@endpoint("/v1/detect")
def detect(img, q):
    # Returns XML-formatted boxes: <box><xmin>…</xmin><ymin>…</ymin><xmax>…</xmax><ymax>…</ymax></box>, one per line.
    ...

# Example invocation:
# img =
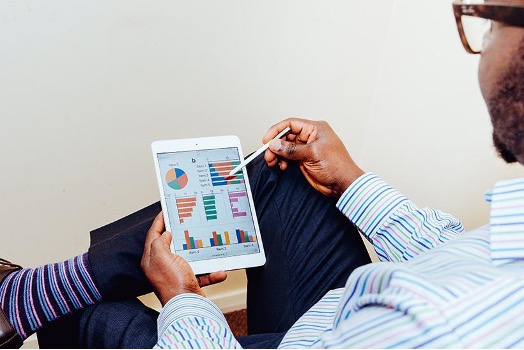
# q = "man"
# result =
<box><xmin>26</xmin><ymin>0</ymin><xmax>524</xmax><ymax>348</ymax></box>
<box><xmin>138</xmin><ymin>0</ymin><xmax>524</xmax><ymax>348</ymax></box>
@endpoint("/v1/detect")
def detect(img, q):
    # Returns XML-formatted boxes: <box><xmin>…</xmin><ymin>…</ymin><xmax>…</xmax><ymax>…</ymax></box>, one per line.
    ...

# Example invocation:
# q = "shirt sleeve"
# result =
<box><xmin>336</xmin><ymin>173</ymin><xmax>464</xmax><ymax>262</ymax></box>
<box><xmin>154</xmin><ymin>294</ymin><xmax>242</xmax><ymax>349</ymax></box>
<box><xmin>311</xmin><ymin>302</ymin><xmax>464</xmax><ymax>349</ymax></box>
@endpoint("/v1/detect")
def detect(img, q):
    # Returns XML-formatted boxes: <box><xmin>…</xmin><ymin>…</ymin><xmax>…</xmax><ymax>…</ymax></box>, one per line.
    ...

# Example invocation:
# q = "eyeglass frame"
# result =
<box><xmin>452</xmin><ymin>1</ymin><xmax>524</xmax><ymax>54</ymax></box>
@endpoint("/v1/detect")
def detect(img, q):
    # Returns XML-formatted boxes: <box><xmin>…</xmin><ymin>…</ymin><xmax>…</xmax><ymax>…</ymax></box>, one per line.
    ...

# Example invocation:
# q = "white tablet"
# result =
<box><xmin>151</xmin><ymin>136</ymin><xmax>266</xmax><ymax>275</ymax></box>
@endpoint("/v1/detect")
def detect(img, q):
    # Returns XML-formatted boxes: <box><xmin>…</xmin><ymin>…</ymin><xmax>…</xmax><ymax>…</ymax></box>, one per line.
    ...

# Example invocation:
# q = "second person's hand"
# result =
<box><xmin>263</xmin><ymin>118</ymin><xmax>365</xmax><ymax>198</ymax></box>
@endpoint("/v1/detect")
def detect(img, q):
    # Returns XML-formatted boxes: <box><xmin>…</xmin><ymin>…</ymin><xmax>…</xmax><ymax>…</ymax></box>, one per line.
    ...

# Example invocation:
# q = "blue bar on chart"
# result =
<box><xmin>208</xmin><ymin>160</ymin><xmax>244</xmax><ymax>186</ymax></box>
<box><xmin>209</xmin><ymin>231</ymin><xmax>232</xmax><ymax>247</ymax></box>
<box><xmin>236</xmin><ymin>229</ymin><xmax>257</xmax><ymax>243</ymax></box>
<box><xmin>182</xmin><ymin>229</ymin><xmax>253</xmax><ymax>250</ymax></box>
<box><xmin>228</xmin><ymin>191</ymin><xmax>248</xmax><ymax>218</ymax></box>
<box><xmin>182</xmin><ymin>230</ymin><xmax>204</xmax><ymax>250</ymax></box>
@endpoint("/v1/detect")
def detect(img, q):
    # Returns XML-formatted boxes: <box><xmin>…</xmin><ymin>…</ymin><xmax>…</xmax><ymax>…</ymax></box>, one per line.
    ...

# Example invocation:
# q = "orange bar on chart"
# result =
<box><xmin>184</xmin><ymin>230</ymin><xmax>191</xmax><ymax>249</ymax></box>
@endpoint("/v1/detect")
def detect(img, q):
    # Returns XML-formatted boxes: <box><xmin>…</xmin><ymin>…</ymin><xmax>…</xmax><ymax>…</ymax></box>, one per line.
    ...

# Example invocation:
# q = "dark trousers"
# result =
<box><xmin>37</xmin><ymin>155</ymin><xmax>371</xmax><ymax>348</ymax></box>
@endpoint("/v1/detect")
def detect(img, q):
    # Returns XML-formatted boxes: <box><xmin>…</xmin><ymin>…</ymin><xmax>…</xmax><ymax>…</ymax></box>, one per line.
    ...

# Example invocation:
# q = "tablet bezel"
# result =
<box><xmin>151</xmin><ymin>135</ymin><xmax>266</xmax><ymax>275</ymax></box>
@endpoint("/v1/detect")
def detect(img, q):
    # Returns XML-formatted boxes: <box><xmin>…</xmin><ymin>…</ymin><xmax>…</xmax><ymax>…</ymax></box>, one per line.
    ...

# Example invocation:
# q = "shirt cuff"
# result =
<box><xmin>336</xmin><ymin>173</ymin><xmax>408</xmax><ymax>240</ymax></box>
<box><xmin>157</xmin><ymin>293</ymin><xmax>227</xmax><ymax>339</ymax></box>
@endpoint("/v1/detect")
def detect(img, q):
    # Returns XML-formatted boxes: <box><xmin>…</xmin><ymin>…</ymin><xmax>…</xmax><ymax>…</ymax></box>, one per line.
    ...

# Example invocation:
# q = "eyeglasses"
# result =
<box><xmin>452</xmin><ymin>0</ymin><xmax>524</xmax><ymax>54</ymax></box>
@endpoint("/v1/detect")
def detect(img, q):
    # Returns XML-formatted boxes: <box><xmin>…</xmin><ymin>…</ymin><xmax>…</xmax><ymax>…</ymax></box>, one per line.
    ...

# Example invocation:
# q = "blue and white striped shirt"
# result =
<box><xmin>155</xmin><ymin>173</ymin><xmax>524</xmax><ymax>348</ymax></box>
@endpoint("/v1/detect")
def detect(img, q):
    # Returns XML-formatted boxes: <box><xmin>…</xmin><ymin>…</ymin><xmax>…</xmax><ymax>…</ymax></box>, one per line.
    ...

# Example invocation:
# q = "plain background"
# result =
<box><xmin>2</xmin><ymin>0</ymin><xmax>524</xmax><ymax>308</ymax></box>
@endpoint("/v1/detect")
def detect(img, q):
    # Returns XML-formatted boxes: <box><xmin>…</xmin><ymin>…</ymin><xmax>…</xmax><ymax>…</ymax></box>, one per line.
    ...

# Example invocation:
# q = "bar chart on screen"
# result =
<box><xmin>157</xmin><ymin>147</ymin><xmax>261</xmax><ymax>262</ymax></box>
<box><xmin>208</xmin><ymin>160</ymin><xmax>244</xmax><ymax>186</ymax></box>
<box><xmin>202</xmin><ymin>193</ymin><xmax>218</xmax><ymax>221</ymax></box>
<box><xmin>228</xmin><ymin>190</ymin><xmax>249</xmax><ymax>218</ymax></box>
<box><xmin>176</xmin><ymin>195</ymin><xmax>197</xmax><ymax>224</ymax></box>
<box><xmin>182</xmin><ymin>229</ymin><xmax>257</xmax><ymax>250</ymax></box>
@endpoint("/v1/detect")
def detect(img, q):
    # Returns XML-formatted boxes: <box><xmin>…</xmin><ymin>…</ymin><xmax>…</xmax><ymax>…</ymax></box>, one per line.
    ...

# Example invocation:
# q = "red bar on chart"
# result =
<box><xmin>208</xmin><ymin>160</ymin><xmax>244</xmax><ymax>186</ymax></box>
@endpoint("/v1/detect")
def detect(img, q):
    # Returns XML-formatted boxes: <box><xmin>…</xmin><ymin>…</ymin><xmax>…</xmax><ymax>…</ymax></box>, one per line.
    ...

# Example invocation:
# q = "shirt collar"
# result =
<box><xmin>488</xmin><ymin>177</ymin><xmax>524</xmax><ymax>266</ymax></box>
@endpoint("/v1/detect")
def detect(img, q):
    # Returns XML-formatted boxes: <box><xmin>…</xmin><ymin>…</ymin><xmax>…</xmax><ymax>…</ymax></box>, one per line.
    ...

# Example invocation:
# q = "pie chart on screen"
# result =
<box><xmin>165</xmin><ymin>168</ymin><xmax>188</xmax><ymax>190</ymax></box>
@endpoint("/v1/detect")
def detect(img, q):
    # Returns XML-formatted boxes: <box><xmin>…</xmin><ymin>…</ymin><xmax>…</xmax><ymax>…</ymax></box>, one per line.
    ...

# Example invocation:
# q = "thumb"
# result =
<box><xmin>159</xmin><ymin>231</ymin><xmax>173</xmax><ymax>249</ymax></box>
<box><xmin>269</xmin><ymin>139</ymin><xmax>308</xmax><ymax>161</ymax></box>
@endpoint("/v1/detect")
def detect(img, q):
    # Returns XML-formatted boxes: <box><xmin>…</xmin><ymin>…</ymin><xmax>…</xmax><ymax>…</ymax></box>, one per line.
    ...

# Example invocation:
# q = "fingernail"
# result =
<box><xmin>269</xmin><ymin>139</ymin><xmax>282</xmax><ymax>151</ymax></box>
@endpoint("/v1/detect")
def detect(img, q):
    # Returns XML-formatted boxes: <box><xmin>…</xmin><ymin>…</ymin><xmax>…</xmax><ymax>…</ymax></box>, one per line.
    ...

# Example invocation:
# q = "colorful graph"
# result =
<box><xmin>203</xmin><ymin>194</ymin><xmax>218</xmax><ymax>221</ymax></box>
<box><xmin>228</xmin><ymin>191</ymin><xmax>248</xmax><ymax>218</ymax></box>
<box><xmin>166</xmin><ymin>168</ymin><xmax>188</xmax><ymax>190</ymax></box>
<box><xmin>176</xmin><ymin>196</ymin><xmax>197</xmax><ymax>224</ymax></box>
<box><xmin>181</xmin><ymin>229</ymin><xmax>256</xmax><ymax>250</ymax></box>
<box><xmin>235</xmin><ymin>229</ymin><xmax>257</xmax><ymax>243</ymax></box>
<box><xmin>210</xmin><ymin>231</ymin><xmax>231</xmax><ymax>247</ymax></box>
<box><xmin>208</xmin><ymin>160</ymin><xmax>244</xmax><ymax>186</ymax></box>
<box><xmin>183</xmin><ymin>230</ymin><xmax>204</xmax><ymax>250</ymax></box>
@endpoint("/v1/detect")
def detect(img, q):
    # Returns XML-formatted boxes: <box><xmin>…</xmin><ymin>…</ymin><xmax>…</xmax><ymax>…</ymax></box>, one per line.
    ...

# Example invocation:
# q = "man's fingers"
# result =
<box><xmin>150</xmin><ymin>231</ymin><xmax>173</xmax><ymax>258</ymax></box>
<box><xmin>159</xmin><ymin>231</ymin><xmax>173</xmax><ymax>249</ymax></box>
<box><xmin>262</xmin><ymin>120</ymin><xmax>292</xmax><ymax>144</ymax></box>
<box><xmin>143</xmin><ymin>212</ymin><xmax>165</xmax><ymax>258</ymax></box>
<box><xmin>197</xmin><ymin>271</ymin><xmax>227</xmax><ymax>287</ymax></box>
<box><xmin>263</xmin><ymin>117</ymin><xmax>315</xmax><ymax>144</ymax></box>
<box><xmin>151</xmin><ymin>211</ymin><xmax>166</xmax><ymax>234</ymax></box>
<box><xmin>269</xmin><ymin>139</ymin><xmax>308</xmax><ymax>161</ymax></box>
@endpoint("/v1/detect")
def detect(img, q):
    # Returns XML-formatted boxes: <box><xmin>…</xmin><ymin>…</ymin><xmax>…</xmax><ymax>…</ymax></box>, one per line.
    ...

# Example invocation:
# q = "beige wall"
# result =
<box><xmin>2</xmin><ymin>0</ymin><xmax>524</xmax><ymax>307</ymax></box>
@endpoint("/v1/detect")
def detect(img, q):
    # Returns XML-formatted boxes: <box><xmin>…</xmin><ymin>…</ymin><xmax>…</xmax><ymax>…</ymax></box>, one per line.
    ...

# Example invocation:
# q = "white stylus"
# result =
<box><xmin>228</xmin><ymin>126</ymin><xmax>291</xmax><ymax>176</ymax></box>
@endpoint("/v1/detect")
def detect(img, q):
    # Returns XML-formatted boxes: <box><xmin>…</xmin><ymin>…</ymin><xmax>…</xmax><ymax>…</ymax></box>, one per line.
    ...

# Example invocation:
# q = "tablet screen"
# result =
<box><xmin>157</xmin><ymin>147</ymin><xmax>260</xmax><ymax>262</ymax></box>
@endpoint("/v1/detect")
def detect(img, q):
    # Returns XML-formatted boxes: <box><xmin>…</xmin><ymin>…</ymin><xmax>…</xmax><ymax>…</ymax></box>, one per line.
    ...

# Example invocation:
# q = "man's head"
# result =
<box><xmin>453</xmin><ymin>0</ymin><xmax>524</xmax><ymax>163</ymax></box>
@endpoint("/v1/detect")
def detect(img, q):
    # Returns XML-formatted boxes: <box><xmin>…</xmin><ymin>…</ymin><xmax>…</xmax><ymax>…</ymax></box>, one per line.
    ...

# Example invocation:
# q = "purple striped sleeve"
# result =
<box><xmin>0</xmin><ymin>253</ymin><xmax>101</xmax><ymax>339</ymax></box>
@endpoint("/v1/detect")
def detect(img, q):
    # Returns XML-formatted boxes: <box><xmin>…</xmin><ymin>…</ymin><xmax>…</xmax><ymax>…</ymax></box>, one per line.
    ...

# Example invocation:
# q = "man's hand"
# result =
<box><xmin>263</xmin><ymin>118</ymin><xmax>364</xmax><ymax>198</ymax></box>
<box><xmin>141</xmin><ymin>212</ymin><xmax>227</xmax><ymax>305</ymax></box>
